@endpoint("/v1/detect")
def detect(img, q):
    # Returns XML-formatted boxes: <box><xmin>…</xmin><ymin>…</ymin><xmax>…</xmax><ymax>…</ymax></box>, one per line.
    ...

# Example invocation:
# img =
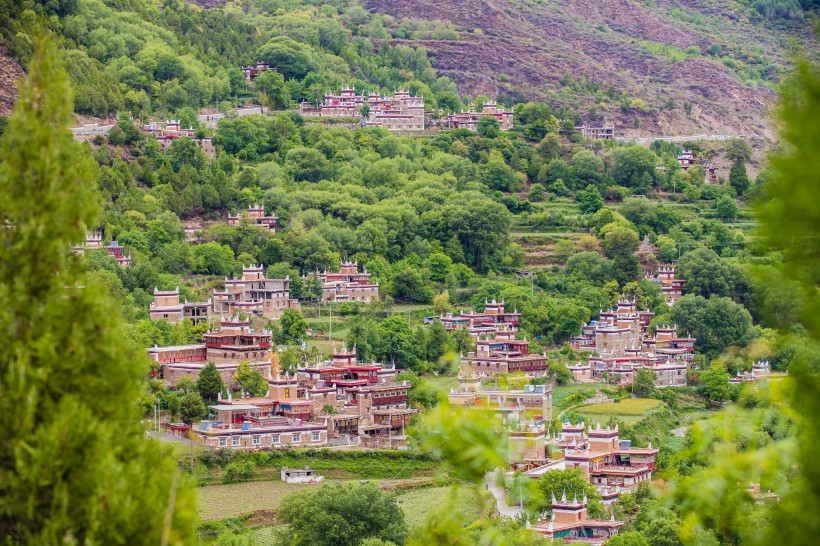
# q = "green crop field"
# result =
<box><xmin>575</xmin><ymin>398</ymin><xmax>663</xmax><ymax>425</ymax></box>
<box><xmin>396</xmin><ymin>485</ymin><xmax>493</xmax><ymax>528</ymax></box>
<box><xmin>198</xmin><ymin>480</ymin><xmax>319</xmax><ymax>521</ymax></box>
<box><xmin>199</xmin><ymin>478</ymin><xmax>437</xmax><ymax>521</ymax></box>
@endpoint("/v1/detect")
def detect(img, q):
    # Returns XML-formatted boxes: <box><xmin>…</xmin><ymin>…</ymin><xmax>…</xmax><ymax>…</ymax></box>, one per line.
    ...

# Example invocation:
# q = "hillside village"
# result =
<box><xmin>0</xmin><ymin>0</ymin><xmax>817</xmax><ymax>545</ymax></box>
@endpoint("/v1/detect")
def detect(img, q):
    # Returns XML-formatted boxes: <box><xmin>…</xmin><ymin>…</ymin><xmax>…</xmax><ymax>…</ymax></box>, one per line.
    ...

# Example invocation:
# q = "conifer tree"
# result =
<box><xmin>196</xmin><ymin>361</ymin><xmax>224</xmax><ymax>402</ymax></box>
<box><xmin>0</xmin><ymin>37</ymin><xmax>196</xmax><ymax>544</ymax></box>
<box><xmin>729</xmin><ymin>159</ymin><xmax>750</xmax><ymax>195</ymax></box>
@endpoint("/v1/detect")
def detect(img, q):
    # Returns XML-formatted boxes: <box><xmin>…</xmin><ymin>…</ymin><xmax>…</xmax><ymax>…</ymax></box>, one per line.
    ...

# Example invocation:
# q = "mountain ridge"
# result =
<box><xmin>364</xmin><ymin>0</ymin><xmax>814</xmax><ymax>138</ymax></box>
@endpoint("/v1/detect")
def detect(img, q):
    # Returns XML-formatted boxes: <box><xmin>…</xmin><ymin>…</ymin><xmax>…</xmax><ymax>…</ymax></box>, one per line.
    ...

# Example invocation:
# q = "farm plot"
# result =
<box><xmin>198</xmin><ymin>480</ymin><xmax>319</xmax><ymax>521</ymax></box>
<box><xmin>574</xmin><ymin>398</ymin><xmax>662</xmax><ymax>426</ymax></box>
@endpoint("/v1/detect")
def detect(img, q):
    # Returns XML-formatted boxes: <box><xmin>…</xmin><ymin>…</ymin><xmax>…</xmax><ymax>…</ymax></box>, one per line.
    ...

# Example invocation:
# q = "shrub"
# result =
<box><xmin>223</xmin><ymin>460</ymin><xmax>256</xmax><ymax>483</ymax></box>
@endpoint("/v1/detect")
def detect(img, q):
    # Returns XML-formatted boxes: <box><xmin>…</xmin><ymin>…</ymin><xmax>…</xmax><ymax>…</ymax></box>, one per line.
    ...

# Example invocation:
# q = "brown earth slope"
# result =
<box><xmin>365</xmin><ymin>0</ymin><xmax>813</xmax><ymax>138</ymax></box>
<box><xmin>0</xmin><ymin>46</ymin><xmax>25</xmax><ymax>117</ymax></box>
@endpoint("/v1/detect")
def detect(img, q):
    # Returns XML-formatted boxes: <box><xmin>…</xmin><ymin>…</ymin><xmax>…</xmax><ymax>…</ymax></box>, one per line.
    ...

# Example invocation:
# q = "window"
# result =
<box><xmin>292</xmin><ymin>433</ymin><xmax>300</xmax><ymax>442</ymax></box>
<box><xmin>219</xmin><ymin>437</ymin><xmax>226</xmax><ymax>447</ymax></box>
<box><xmin>272</xmin><ymin>435</ymin><xmax>280</xmax><ymax>444</ymax></box>
<box><xmin>253</xmin><ymin>435</ymin><xmax>261</xmax><ymax>446</ymax></box>
<box><xmin>232</xmin><ymin>436</ymin><xmax>239</xmax><ymax>446</ymax></box>
<box><xmin>312</xmin><ymin>432</ymin><xmax>320</xmax><ymax>442</ymax></box>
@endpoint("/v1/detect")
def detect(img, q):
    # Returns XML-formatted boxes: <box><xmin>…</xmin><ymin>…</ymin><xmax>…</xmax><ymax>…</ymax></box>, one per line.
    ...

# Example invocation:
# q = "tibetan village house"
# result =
<box><xmin>241</xmin><ymin>62</ymin><xmax>271</xmax><ymax>82</ymax></box>
<box><xmin>645</xmin><ymin>264</ymin><xmax>685</xmax><ymax>306</ymax></box>
<box><xmin>149</xmin><ymin>287</ymin><xmax>211</xmax><ymax>325</ymax></box>
<box><xmin>575</xmin><ymin>124</ymin><xmax>615</xmax><ymax>140</ymax></box>
<box><xmin>442</xmin><ymin>101</ymin><xmax>513</xmax><ymax>131</ymax></box>
<box><xmin>308</xmin><ymin>260</ymin><xmax>379</xmax><ymax>303</ymax></box>
<box><xmin>213</xmin><ymin>265</ymin><xmax>298</xmax><ymax>319</ymax></box>
<box><xmin>529</xmin><ymin>493</ymin><xmax>624</xmax><ymax>545</ymax></box>
<box><xmin>72</xmin><ymin>232</ymin><xmax>130</xmax><ymax>267</ymax></box>
<box><xmin>228</xmin><ymin>204</ymin><xmax>278</xmax><ymax>232</ymax></box>
<box><xmin>148</xmin><ymin>316</ymin><xmax>273</xmax><ymax>386</ymax></box>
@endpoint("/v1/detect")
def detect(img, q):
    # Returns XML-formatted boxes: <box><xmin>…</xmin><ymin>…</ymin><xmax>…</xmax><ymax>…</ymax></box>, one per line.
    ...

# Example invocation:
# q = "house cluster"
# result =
<box><xmin>449</xmin><ymin>367</ymin><xmax>637</xmax><ymax>543</ymax></box>
<box><xmin>299</xmin><ymin>86</ymin><xmax>426</xmax><ymax>131</ymax></box>
<box><xmin>306</xmin><ymin>260</ymin><xmax>380</xmax><ymax>303</ymax></box>
<box><xmin>72</xmin><ymin>232</ymin><xmax>130</xmax><ymax>267</ymax></box>
<box><xmin>166</xmin><ymin>345</ymin><xmax>415</xmax><ymax>449</ymax></box>
<box><xmin>428</xmin><ymin>300</ymin><xmax>551</xmax><ymax>376</ymax></box>
<box><xmin>441</xmin><ymin>101</ymin><xmax>514</xmax><ymax>131</ymax></box>
<box><xmin>518</xmin><ymin>418</ymin><xmax>657</xmax><ymax>543</ymax></box>
<box><xmin>677</xmin><ymin>148</ymin><xmax>718</xmax><ymax>183</ymax></box>
<box><xmin>228</xmin><ymin>204</ymin><xmax>278</xmax><ymax>232</ymax></box>
<box><xmin>570</xmin><ymin>298</ymin><xmax>696</xmax><ymax>388</ymax></box>
<box><xmin>149</xmin><ymin>264</ymin><xmax>298</xmax><ymax>324</ymax></box>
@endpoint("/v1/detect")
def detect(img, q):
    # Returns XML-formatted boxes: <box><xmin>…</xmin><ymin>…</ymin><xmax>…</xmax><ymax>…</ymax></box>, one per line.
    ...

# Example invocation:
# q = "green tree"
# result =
<box><xmin>253</xmin><ymin>70</ymin><xmax>289</xmax><ymax>109</ymax></box>
<box><xmin>700</xmin><ymin>362</ymin><xmax>731</xmax><ymax>404</ymax></box>
<box><xmin>729</xmin><ymin>160</ymin><xmax>750</xmax><ymax>195</ymax></box>
<box><xmin>194</xmin><ymin>242</ymin><xmax>235</xmax><ymax>275</ymax></box>
<box><xmin>677</xmin><ymin>247</ymin><xmax>740</xmax><ymax>298</ymax></box>
<box><xmin>715</xmin><ymin>194</ymin><xmax>738</xmax><ymax>220</ymax></box>
<box><xmin>0</xmin><ymin>38</ymin><xmax>196</xmax><ymax>543</ymax></box>
<box><xmin>671</xmin><ymin>295</ymin><xmax>753</xmax><ymax>357</ymax></box>
<box><xmin>167</xmin><ymin>394</ymin><xmax>181</xmax><ymax>421</ymax></box>
<box><xmin>476</xmin><ymin>115</ymin><xmax>500</xmax><ymax>138</ymax></box>
<box><xmin>633</xmin><ymin>368</ymin><xmax>656</xmax><ymax>397</ymax></box>
<box><xmin>375</xmin><ymin>315</ymin><xmax>419</xmax><ymax>370</ymax></box>
<box><xmin>233</xmin><ymin>361</ymin><xmax>269</xmax><ymax>397</ymax></box>
<box><xmin>612</xmin><ymin>146</ymin><xmax>658</xmax><ymax>191</ymax></box>
<box><xmin>197</xmin><ymin>362</ymin><xmax>225</xmax><ymax>402</ymax></box>
<box><xmin>577</xmin><ymin>184</ymin><xmax>605</xmax><ymax>214</ymax></box>
<box><xmin>389</xmin><ymin>268</ymin><xmax>434</xmax><ymax>303</ymax></box>
<box><xmin>724</xmin><ymin>138</ymin><xmax>752</xmax><ymax>162</ymax></box>
<box><xmin>279</xmin><ymin>308</ymin><xmax>308</xmax><ymax>344</ymax></box>
<box><xmin>548</xmin><ymin>359</ymin><xmax>573</xmax><ymax>385</ymax></box>
<box><xmin>276</xmin><ymin>482</ymin><xmax>408</xmax><ymax>546</ymax></box>
<box><xmin>482</xmin><ymin>150</ymin><xmax>520</xmax><ymax>191</ymax></box>
<box><xmin>607</xmin><ymin>532</ymin><xmax>649</xmax><ymax>546</ymax></box>
<box><xmin>285</xmin><ymin>146</ymin><xmax>333</xmax><ymax>183</ymax></box>
<box><xmin>257</xmin><ymin>36</ymin><xmax>315</xmax><ymax>80</ymax></box>
<box><xmin>179</xmin><ymin>391</ymin><xmax>206</xmax><ymax>471</ymax></box>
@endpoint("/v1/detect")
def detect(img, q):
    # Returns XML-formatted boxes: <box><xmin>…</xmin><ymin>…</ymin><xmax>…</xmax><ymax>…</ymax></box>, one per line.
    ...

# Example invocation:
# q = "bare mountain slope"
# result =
<box><xmin>365</xmin><ymin>0</ymin><xmax>813</xmax><ymax>138</ymax></box>
<box><xmin>0</xmin><ymin>46</ymin><xmax>24</xmax><ymax>117</ymax></box>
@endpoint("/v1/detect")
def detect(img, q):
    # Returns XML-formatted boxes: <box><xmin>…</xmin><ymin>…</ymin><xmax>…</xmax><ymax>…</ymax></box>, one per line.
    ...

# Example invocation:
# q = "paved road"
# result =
<box><xmin>485</xmin><ymin>469</ymin><xmax>523</xmax><ymax>518</ymax></box>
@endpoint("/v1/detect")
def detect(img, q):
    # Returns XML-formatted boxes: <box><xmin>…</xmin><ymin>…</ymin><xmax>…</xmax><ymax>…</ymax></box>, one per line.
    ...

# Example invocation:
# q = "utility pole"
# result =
<box><xmin>328</xmin><ymin>303</ymin><xmax>332</xmax><ymax>342</ymax></box>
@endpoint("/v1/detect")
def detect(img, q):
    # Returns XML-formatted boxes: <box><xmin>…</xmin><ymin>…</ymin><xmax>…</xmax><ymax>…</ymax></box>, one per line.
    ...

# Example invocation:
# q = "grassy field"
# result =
<box><xmin>396</xmin><ymin>485</ymin><xmax>493</xmax><ymax>528</ymax></box>
<box><xmin>575</xmin><ymin>398</ymin><xmax>663</xmax><ymax>425</ymax></box>
<box><xmin>553</xmin><ymin>383</ymin><xmax>607</xmax><ymax>407</ymax></box>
